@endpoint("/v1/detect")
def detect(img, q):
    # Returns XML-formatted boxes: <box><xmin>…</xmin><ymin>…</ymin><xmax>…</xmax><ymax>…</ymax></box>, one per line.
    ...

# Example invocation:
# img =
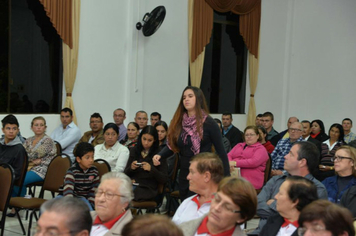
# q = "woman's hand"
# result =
<box><xmin>153</xmin><ymin>155</ymin><xmax>161</xmax><ymax>166</ymax></box>
<box><xmin>32</xmin><ymin>158</ymin><xmax>41</xmax><ymax>165</ymax></box>
<box><xmin>142</xmin><ymin>162</ymin><xmax>151</xmax><ymax>171</ymax></box>
<box><xmin>229</xmin><ymin>161</ymin><xmax>236</xmax><ymax>173</ymax></box>
<box><xmin>131</xmin><ymin>161</ymin><xmax>139</xmax><ymax>170</ymax></box>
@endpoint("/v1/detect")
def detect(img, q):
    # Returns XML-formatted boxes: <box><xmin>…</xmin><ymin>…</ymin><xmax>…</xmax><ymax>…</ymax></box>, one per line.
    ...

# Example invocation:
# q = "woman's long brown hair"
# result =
<box><xmin>167</xmin><ymin>86</ymin><xmax>209</xmax><ymax>153</ymax></box>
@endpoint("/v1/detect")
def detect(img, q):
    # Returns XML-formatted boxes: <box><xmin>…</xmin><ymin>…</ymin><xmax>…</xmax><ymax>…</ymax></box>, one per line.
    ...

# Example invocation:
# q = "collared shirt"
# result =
<box><xmin>172</xmin><ymin>194</ymin><xmax>212</xmax><ymax>225</ymax></box>
<box><xmin>344</xmin><ymin>132</ymin><xmax>356</xmax><ymax>143</ymax></box>
<box><xmin>118</xmin><ymin>124</ymin><xmax>127</xmax><ymax>142</ymax></box>
<box><xmin>276</xmin><ymin>219</ymin><xmax>298</xmax><ymax>236</ymax></box>
<box><xmin>223</xmin><ymin>125</ymin><xmax>233</xmax><ymax>136</ymax></box>
<box><xmin>91</xmin><ymin>212</ymin><xmax>125</xmax><ymax>236</ymax></box>
<box><xmin>271</xmin><ymin>137</ymin><xmax>304</xmax><ymax>170</ymax></box>
<box><xmin>267</xmin><ymin>127</ymin><xmax>279</xmax><ymax>140</ymax></box>
<box><xmin>94</xmin><ymin>141</ymin><xmax>129</xmax><ymax>172</ymax></box>
<box><xmin>50</xmin><ymin>121</ymin><xmax>81</xmax><ymax>161</ymax></box>
<box><xmin>196</xmin><ymin>216</ymin><xmax>235</xmax><ymax>236</ymax></box>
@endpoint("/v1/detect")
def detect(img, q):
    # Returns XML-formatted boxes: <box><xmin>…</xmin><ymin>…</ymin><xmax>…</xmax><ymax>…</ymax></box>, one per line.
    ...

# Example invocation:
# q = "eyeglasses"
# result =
<box><xmin>95</xmin><ymin>190</ymin><xmax>124</xmax><ymax>200</ymax></box>
<box><xmin>289</xmin><ymin>128</ymin><xmax>302</xmax><ymax>132</ymax></box>
<box><xmin>331</xmin><ymin>155</ymin><xmax>353</xmax><ymax>162</ymax></box>
<box><xmin>33</xmin><ymin>228</ymin><xmax>77</xmax><ymax>236</ymax></box>
<box><xmin>298</xmin><ymin>225</ymin><xmax>327</xmax><ymax>236</ymax></box>
<box><xmin>212</xmin><ymin>193</ymin><xmax>241</xmax><ymax>214</ymax></box>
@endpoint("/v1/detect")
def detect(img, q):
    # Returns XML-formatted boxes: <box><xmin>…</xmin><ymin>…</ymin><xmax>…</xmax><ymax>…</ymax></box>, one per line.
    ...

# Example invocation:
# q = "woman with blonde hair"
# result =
<box><xmin>322</xmin><ymin>145</ymin><xmax>356</xmax><ymax>203</ymax></box>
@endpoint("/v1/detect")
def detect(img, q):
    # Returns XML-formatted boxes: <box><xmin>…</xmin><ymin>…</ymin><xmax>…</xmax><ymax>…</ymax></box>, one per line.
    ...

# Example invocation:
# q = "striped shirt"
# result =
<box><xmin>62</xmin><ymin>163</ymin><xmax>100</xmax><ymax>207</ymax></box>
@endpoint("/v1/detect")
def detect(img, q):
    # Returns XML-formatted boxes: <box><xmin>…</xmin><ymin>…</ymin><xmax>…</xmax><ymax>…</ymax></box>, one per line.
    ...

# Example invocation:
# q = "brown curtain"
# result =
<box><xmin>39</xmin><ymin>0</ymin><xmax>73</xmax><ymax>48</ymax></box>
<box><xmin>189</xmin><ymin>0</ymin><xmax>208</xmax><ymax>87</ymax></box>
<box><xmin>246</xmin><ymin>52</ymin><xmax>259</xmax><ymax>126</ymax></box>
<box><xmin>63</xmin><ymin>0</ymin><xmax>80</xmax><ymax>124</ymax></box>
<box><xmin>191</xmin><ymin>0</ymin><xmax>261</xmax><ymax>62</ymax></box>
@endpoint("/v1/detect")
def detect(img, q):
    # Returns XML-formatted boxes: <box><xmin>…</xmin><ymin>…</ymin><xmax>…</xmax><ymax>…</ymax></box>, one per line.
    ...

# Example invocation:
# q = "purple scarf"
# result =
<box><xmin>180</xmin><ymin>111</ymin><xmax>207</xmax><ymax>155</ymax></box>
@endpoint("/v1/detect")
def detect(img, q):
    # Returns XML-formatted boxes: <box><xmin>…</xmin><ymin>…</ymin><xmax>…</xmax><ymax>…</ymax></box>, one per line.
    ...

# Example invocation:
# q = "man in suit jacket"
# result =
<box><xmin>301</xmin><ymin>120</ymin><xmax>321</xmax><ymax>154</ymax></box>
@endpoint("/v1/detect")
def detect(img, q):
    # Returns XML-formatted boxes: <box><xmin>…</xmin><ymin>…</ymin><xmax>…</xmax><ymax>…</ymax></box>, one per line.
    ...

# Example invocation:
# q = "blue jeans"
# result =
<box><xmin>12</xmin><ymin>171</ymin><xmax>43</xmax><ymax>197</ymax></box>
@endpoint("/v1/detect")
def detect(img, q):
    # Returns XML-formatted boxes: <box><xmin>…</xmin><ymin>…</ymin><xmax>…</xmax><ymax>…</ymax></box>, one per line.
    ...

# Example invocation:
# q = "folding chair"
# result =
<box><xmin>9</xmin><ymin>155</ymin><xmax>71</xmax><ymax>236</ymax></box>
<box><xmin>93</xmin><ymin>159</ymin><xmax>111</xmax><ymax>180</ymax></box>
<box><xmin>0</xmin><ymin>163</ymin><xmax>15</xmax><ymax>236</ymax></box>
<box><xmin>130</xmin><ymin>183</ymin><xmax>165</xmax><ymax>215</ymax></box>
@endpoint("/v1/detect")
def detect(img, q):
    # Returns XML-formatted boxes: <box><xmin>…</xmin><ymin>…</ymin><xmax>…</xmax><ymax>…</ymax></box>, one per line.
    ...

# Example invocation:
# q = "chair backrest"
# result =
<box><xmin>40</xmin><ymin>155</ymin><xmax>71</xmax><ymax>197</ymax></box>
<box><xmin>93</xmin><ymin>159</ymin><xmax>111</xmax><ymax>179</ymax></box>
<box><xmin>0</xmin><ymin>163</ymin><xmax>15</xmax><ymax>212</ymax></box>
<box><xmin>54</xmin><ymin>141</ymin><xmax>62</xmax><ymax>155</ymax></box>
<box><xmin>13</xmin><ymin>152</ymin><xmax>29</xmax><ymax>196</ymax></box>
<box><xmin>264</xmin><ymin>154</ymin><xmax>272</xmax><ymax>184</ymax></box>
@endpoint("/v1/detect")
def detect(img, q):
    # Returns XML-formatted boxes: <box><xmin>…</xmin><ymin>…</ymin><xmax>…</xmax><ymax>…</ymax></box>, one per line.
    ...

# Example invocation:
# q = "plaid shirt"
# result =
<box><xmin>344</xmin><ymin>132</ymin><xmax>356</xmax><ymax>143</ymax></box>
<box><xmin>271</xmin><ymin>137</ymin><xmax>304</xmax><ymax>170</ymax></box>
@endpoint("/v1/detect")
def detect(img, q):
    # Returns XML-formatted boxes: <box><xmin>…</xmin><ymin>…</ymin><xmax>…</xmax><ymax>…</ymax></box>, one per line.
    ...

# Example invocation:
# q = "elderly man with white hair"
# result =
<box><xmin>90</xmin><ymin>172</ymin><xmax>134</xmax><ymax>236</ymax></box>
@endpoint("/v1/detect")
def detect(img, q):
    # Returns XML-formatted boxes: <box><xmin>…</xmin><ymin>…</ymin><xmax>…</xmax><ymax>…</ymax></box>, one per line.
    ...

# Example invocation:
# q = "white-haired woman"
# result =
<box><xmin>91</xmin><ymin>172</ymin><xmax>134</xmax><ymax>236</ymax></box>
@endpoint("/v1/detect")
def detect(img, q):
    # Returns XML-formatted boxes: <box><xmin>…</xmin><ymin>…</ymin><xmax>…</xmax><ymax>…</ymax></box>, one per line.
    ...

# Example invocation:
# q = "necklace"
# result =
<box><xmin>141</xmin><ymin>150</ymin><xmax>149</xmax><ymax>158</ymax></box>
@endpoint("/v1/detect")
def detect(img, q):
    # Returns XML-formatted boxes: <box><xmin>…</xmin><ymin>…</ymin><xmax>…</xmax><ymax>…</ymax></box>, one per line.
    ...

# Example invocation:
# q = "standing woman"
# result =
<box><xmin>153</xmin><ymin>86</ymin><xmax>229</xmax><ymax>201</ymax></box>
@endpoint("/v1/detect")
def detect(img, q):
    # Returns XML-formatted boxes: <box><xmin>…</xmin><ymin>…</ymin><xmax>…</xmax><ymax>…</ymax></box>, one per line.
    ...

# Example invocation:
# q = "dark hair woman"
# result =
<box><xmin>153</xmin><ymin>86</ymin><xmax>229</xmax><ymax>201</ymax></box>
<box><xmin>121</xmin><ymin>122</ymin><xmax>140</xmax><ymax>149</ymax></box>
<box><xmin>316</xmin><ymin>123</ymin><xmax>345</xmax><ymax>181</ymax></box>
<box><xmin>310</xmin><ymin>119</ymin><xmax>329</xmax><ymax>142</ymax></box>
<box><xmin>124</xmin><ymin>125</ymin><xmax>168</xmax><ymax>201</ymax></box>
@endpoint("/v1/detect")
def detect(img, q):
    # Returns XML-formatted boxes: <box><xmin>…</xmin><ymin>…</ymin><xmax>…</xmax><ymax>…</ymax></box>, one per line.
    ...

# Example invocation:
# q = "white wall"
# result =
<box><xmin>3</xmin><ymin>0</ymin><xmax>356</xmax><ymax>138</ymax></box>
<box><xmin>257</xmin><ymin>0</ymin><xmax>356</xmax><ymax>131</ymax></box>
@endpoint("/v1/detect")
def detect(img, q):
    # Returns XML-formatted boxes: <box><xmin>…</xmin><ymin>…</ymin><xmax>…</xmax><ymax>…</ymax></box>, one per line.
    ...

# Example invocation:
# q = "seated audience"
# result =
<box><xmin>121</xmin><ymin>122</ymin><xmax>140</xmax><ymax>149</ymax></box>
<box><xmin>310</xmin><ymin>119</ymin><xmax>329</xmax><ymax>142</ymax></box>
<box><xmin>228</xmin><ymin>126</ymin><xmax>269</xmax><ymax>189</ymax></box>
<box><xmin>322</xmin><ymin>145</ymin><xmax>356</xmax><ymax>203</ymax></box>
<box><xmin>221</xmin><ymin>113</ymin><xmax>243</xmax><ymax>148</ymax></box>
<box><xmin>316</xmin><ymin>123</ymin><xmax>345</xmax><ymax>181</ymax></box>
<box><xmin>7</xmin><ymin>116</ymin><xmax>57</xmax><ymax>216</ymax></box>
<box><xmin>77</xmin><ymin>112</ymin><xmax>104</xmax><ymax>147</ymax></box>
<box><xmin>154</xmin><ymin>120</ymin><xmax>168</xmax><ymax>151</ymax></box>
<box><xmin>36</xmin><ymin>197</ymin><xmax>92</xmax><ymax>236</ymax></box>
<box><xmin>270</xmin><ymin>117</ymin><xmax>299</xmax><ymax>146</ymax></box>
<box><xmin>259</xmin><ymin>176</ymin><xmax>318</xmax><ymax>236</ymax></box>
<box><xmin>150</xmin><ymin>112</ymin><xmax>161</xmax><ymax>126</ymax></box>
<box><xmin>91</xmin><ymin>172</ymin><xmax>134</xmax><ymax>236</ymax></box>
<box><xmin>261</xmin><ymin>112</ymin><xmax>279</xmax><ymax>141</ymax></box>
<box><xmin>271</xmin><ymin>122</ymin><xmax>304</xmax><ymax>176</ymax></box>
<box><xmin>50</xmin><ymin>107</ymin><xmax>81</xmax><ymax>162</ymax></box>
<box><xmin>255</xmin><ymin>114</ymin><xmax>263</xmax><ymax>126</ymax></box>
<box><xmin>254</xmin><ymin>141</ymin><xmax>327</xmax><ymax>235</ymax></box>
<box><xmin>94</xmin><ymin>123</ymin><xmax>130</xmax><ymax>172</ymax></box>
<box><xmin>134</xmin><ymin>110</ymin><xmax>148</xmax><ymax>131</ymax></box>
<box><xmin>0</xmin><ymin>115</ymin><xmax>26</xmax><ymax>182</ymax></box>
<box><xmin>301</xmin><ymin>120</ymin><xmax>321</xmax><ymax>154</ymax></box>
<box><xmin>342</xmin><ymin>118</ymin><xmax>356</xmax><ymax>143</ymax></box>
<box><xmin>214</xmin><ymin>118</ymin><xmax>231</xmax><ymax>153</ymax></box>
<box><xmin>113</xmin><ymin>108</ymin><xmax>127</xmax><ymax>142</ymax></box>
<box><xmin>172</xmin><ymin>152</ymin><xmax>224</xmax><ymax>225</ymax></box>
<box><xmin>124</xmin><ymin>125</ymin><xmax>168</xmax><ymax>201</ymax></box>
<box><xmin>340</xmin><ymin>184</ymin><xmax>356</xmax><ymax>218</ymax></box>
<box><xmin>179</xmin><ymin>177</ymin><xmax>257</xmax><ymax>236</ymax></box>
<box><xmin>298</xmin><ymin>200</ymin><xmax>355</xmax><ymax>236</ymax></box>
<box><xmin>60</xmin><ymin>142</ymin><xmax>99</xmax><ymax>210</ymax></box>
<box><xmin>258</xmin><ymin>126</ymin><xmax>275</xmax><ymax>154</ymax></box>
<box><xmin>122</xmin><ymin>214</ymin><xmax>183</xmax><ymax>236</ymax></box>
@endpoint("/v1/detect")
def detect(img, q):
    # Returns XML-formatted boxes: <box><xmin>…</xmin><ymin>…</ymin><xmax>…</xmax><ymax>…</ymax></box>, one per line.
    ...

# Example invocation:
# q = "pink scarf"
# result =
<box><xmin>180</xmin><ymin>111</ymin><xmax>207</xmax><ymax>155</ymax></box>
